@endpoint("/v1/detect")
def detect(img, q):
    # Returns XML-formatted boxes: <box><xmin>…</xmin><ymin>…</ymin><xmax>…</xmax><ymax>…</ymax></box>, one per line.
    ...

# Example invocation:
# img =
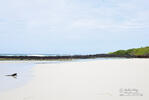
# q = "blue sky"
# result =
<box><xmin>0</xmin><ymin>0</ymin><xmax>149</xmax><ymax>54</ymax></box>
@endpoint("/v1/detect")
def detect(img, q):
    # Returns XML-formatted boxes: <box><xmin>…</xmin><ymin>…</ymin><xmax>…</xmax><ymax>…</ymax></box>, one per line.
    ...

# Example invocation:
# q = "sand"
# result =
<box><xmin>0</xmin><ymin>59</ymin><xmax>149</xmax><ymax>100</ymax></box>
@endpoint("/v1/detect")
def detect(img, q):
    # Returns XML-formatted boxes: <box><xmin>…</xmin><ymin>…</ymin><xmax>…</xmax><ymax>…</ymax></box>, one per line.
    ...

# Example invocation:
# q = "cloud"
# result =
<box><xmin>0</xmin><ymin>0</ymin><xmax>148</xmax><ymax>33</ymax></box>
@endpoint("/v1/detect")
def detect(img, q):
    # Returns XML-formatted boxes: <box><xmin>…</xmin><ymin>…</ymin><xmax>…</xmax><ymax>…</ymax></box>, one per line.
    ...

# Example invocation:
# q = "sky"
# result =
<box><xmin>0</xmin><ymin>0</ymin><xmax>149</xmax><ymax>54</ymax></box>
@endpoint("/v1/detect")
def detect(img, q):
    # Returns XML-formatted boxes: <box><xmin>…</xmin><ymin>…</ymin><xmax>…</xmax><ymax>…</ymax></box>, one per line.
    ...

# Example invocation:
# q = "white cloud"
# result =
<box><xmin>0</xmin><ymin>0</ymin><xmax>148</xmax><ymax>34</ymax></box>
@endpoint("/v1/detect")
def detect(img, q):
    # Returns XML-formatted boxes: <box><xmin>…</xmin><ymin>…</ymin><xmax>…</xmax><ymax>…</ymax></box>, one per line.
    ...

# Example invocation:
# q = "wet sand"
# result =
<box><xmin>0</xmin><ymin>59</ymin><xmax>149</xmax><ymax>100</ymax></box>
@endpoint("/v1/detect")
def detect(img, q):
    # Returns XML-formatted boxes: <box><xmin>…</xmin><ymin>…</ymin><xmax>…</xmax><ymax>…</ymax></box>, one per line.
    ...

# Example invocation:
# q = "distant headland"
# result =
<box><xmin>0</xmin><ymin>46</ymin><xmax>149</xmax><ymax>60</ymax></box>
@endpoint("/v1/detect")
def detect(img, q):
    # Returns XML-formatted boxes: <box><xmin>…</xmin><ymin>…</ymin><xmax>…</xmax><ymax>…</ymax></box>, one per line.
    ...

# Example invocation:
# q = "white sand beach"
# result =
<box><xmin>0</xmin><ymin>59</ymin><xmax>149</xmax><ymax>100</ymax></box>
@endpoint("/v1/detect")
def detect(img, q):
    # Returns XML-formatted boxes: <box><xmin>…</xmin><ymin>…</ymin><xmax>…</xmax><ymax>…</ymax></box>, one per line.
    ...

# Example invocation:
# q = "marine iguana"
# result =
<box><xmin>5</xmin><ymin>73</ymin><xmax>17</xmax><ymax>78</ymax></box>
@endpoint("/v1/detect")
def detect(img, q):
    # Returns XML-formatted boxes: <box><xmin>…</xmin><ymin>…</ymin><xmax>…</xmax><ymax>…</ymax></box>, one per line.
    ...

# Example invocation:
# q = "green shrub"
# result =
<box><xmin>109</xmin><ymin>46</ymin><xmax>149</xmax><ymax>56</ymax></box>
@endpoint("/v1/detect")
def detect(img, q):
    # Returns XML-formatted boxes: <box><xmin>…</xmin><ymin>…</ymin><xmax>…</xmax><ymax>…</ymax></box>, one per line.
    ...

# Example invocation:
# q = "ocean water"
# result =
<box><xmin>0</xmin><ymin>62</ymin><xmax>35</xmax><ymax>92</ymax></box>
<box><xmin>0</xmin><ymin>53</ymin><xmax>90</xmax><ymax>57</ymax></box>
<box><xmin>0</xmin><ymin>54</ymin><xmax>60</xmax><ymax>56</ymax></box>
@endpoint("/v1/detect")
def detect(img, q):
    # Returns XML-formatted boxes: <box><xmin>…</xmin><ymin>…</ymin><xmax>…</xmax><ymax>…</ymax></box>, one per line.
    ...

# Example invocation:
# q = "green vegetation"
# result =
<box><xmin>109</xmin><ymin>46</ymin><xmax>149</xmax><ymax>56</ymax></box>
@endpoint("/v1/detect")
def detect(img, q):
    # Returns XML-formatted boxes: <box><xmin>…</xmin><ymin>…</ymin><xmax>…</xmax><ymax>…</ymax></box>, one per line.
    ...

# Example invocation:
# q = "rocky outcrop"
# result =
<box><xmin>0</xmin><ymin>54</ymin><xmax>144</xmax><ymax>60</ymax></box>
